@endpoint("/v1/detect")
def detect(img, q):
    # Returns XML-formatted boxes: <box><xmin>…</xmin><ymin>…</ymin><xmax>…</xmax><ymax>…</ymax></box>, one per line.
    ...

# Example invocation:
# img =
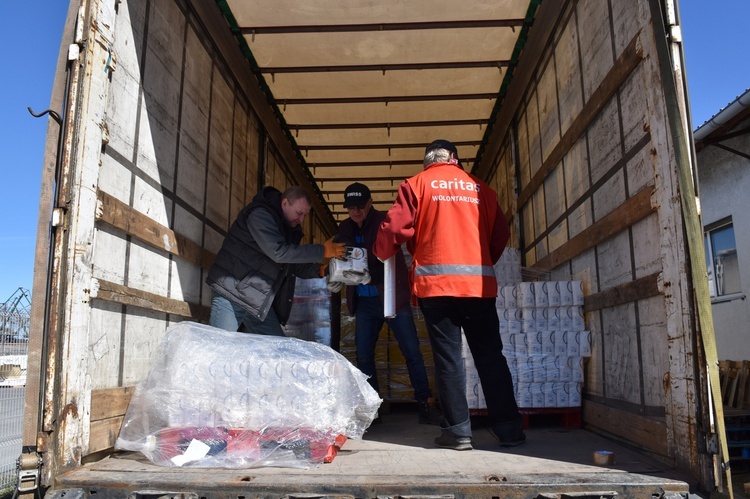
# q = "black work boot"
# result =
<box><xmin>491</xmin><ymin>417</ymin><xmax>526</xmax><ymax>447</ymax></box>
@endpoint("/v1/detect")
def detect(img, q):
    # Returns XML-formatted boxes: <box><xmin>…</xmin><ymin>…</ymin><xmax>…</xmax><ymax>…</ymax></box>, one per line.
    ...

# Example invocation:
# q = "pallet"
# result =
<box><xmin>469</xmin><ymin>407</ymin><xmax>582</xmax><ymax>429</ymax></box>
<box><xmin>519</xmin><ymin>407</ymin><xmax>582</xmax><ymax>429</ymax></box>
<box><xmin>719</xmin><ymin>360</ymin><xmax>750</xmax><ymax>411</ymax></box>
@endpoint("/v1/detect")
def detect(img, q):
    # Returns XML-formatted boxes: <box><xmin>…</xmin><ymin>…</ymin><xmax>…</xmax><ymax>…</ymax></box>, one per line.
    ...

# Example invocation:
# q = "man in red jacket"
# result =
<box><xmin>373</xmin><ymin>140</ymin><xmax>524</xmax><ymax>450</ymax></box>
<box><xmin>336</xmin><ymin>182</ymin><xmax>442</xmax><ymax>425</ymax></box>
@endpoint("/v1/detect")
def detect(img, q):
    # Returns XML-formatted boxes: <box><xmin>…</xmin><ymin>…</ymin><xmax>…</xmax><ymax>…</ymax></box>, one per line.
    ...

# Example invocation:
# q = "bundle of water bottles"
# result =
<box><xmin>116</xmin><ymin>322</ymin><xmax>381</xmax><ymax>468</ymax></box>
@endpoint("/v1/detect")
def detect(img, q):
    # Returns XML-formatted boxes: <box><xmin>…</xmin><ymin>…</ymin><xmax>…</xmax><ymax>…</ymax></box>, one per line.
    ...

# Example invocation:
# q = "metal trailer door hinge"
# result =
<box><xmin>16</xmin><ymin>448</ymin><xmax>42</xmax><ymax>495</ymax></box>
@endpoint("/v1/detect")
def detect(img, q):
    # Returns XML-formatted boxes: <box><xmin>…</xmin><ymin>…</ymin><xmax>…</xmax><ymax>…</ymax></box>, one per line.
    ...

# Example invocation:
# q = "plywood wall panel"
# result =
<box><xmin>121</xmin><ymin>311</ymin><xmax>169</xmax><ymax>386</ymax></box>
<box><xmin>521</xmin><ymin>204</ymin><xmax>535</xmax><ymax>256</ymax></box>
<box><xmin>98</xmin><ymin>155</ymin><xmax>133</xmax><ymax>205</ymax></box>
<box><xmin>588</xmin><ymin>100</ymin><xmax>622</xmax><ymax>186</ymax></box>
<box><xmin>548</xmin><ymin>220</ymin><xmax>568</xmax><ymax>255</ymax></box>
<box><xmin>170</xmin><ymin>259</ymin><xmax>201</xmax><ymax>303</ymax></box>
<box><xmin>526</xmin><ymin>92</ymin><xmax>543</xmax><ymax>178</ymax></box>
<box><xmin>592</xmin><ymin>171</ymin><xmax>627</xmax><ymax>223</ymax></box>
<box><xmin>602</xmin><ymin>302</ymin><xmax>641</xmax><ymax>405</ymax></box>
<box><xmin>133</xmin><ymin>176</ymin><xmax>172</xmax><ymax>228</ymax></box>
<box><xmin>565</xmin><ymin>207</ymin><xmax>589</xmax><ymax>250</ymax></box>
<box><xmin>532</xmin><ymin>187</ymin><xmax>547</xmax><ymax>253</ymax></box>
<box><xmin>638</xmin><ymin>295</ymin><xmax>669</xmax><ymax>408</ymax></box>
<box><xmin>175</xmin><ymin>29</ymin><xmax>211</xmax><ymax>211</ymax></box>
<box><xmin>496</xmin><ymin>145</ymin><xmax>514</xmax><ymax>218</ymax></box>
<box><xmin>127</xmin><ymin>240</ymin><xmax>171</xmax><ymax>297</ymax></box>
<box><xmin>173</xmin><ymin>203</ymin><xmax>203</xmax><ymax>247</ymax></box>
<box><xmin>597</xmin><ymin>230</ymin><xmax>633</xmax><ymax>290</ymax></box>
<box><xmin>632</xmin><ymin>213</ymin><xmax>662</xmax><ymax>280</ymax></box>
<box><xmin>88</xmin><ymin>301</ymin><xmax>125</xmax><ymax>389</ymax></box>
<box><xmin>517</xmin><ymin>111</ymin><xmax>531</xmax><ymax>187</ymax></box>
<box><xmin>537</xmin><ymin>55</ymin><xmax>562</xmax><ymax>165</ymax></box>
<box><xmin>245</xmin><ymin>113</ymin><xmax>261</xmax><ymax>202</ymax></box>
<box><xmin>627</xmin><ymin>142</ymin><xmax>655</xmax><ymax>195</ymax></box>
<box><xmin>563</xmin><ymin>142</ymin><xmax>592</xmax><ymax>243</ymax></box>
<box><xmin>571</xmin><ymin>246</ymin><xmax>598</xmax><ymax>294</ymax></box>
<box><xmin>576</xmin><ymin>0</ymin><xmax>614</xmax><ymax>101</ymax></box>
<box><xmin>205</xmin><ymin>69</ymin><xmax>234</xmax><ymax>229</ymax></box>
<box><xmin>555</xmin><ymin>9</ymin><xmax>584</xmax><ymax>134</ymax></box>
<box><xmin>140</xmin><ymin>2</ymin><xmax>184</xmax><ymax>188</ymax></box>
<box><xmin>91</xmin><ymin>226</ymin><xmax>128</xmax><ymax>287</ymax></box>
<box><xmin>611</xmin><ymin>1</ymin><xmax>641</xmax><ymax>56</ymax></box>
<box><xmin>544</xmin><ymin>163</ymin><xmax>566</xmax><ymax>222</ymax></box>
<box><xmin>585</xmin><ymin>309</ymin><xmax>604</xmax><ymax>397</ymax></box>
<box><xmin>619</xmin><ymin>65</ymin><xmax>650</xmax><ymax>152</ymax></box>
<box><xmin>137</xmin><ymin>88</ymin><xmax>178</xmax><ymax>189</ymax></box>
<box><xmin>228</xmin><ymin>104</ymin><xmax>248</xmax><ymax>222</ymax></box>
<box><xmin>106</xmin><ymin>19</ymin><xmax>140</xmax><ymax>162</ymax></box>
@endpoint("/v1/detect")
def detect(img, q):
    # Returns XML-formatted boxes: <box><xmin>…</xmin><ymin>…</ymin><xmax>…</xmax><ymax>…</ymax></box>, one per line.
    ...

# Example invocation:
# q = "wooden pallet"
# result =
<box><xmin>719</xmin><ymin>360</ymin><xmax>750</xmax><ymax>412</ymax></box>
<box><xmin>519</xmin><ymin>407</ymin><xmax>582</xmax><ymax>429</ymax></box>
<box><xmin>470</xmin><ymin>407</ymin><xmax>582</xmax><ymax>429</ymax></box>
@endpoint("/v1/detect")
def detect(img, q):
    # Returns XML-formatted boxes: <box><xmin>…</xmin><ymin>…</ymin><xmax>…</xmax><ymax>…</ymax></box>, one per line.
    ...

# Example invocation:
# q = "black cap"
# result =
<box><xmin>343</xmin><ymin>182</ymin><xmax>372</xmax><ymax>208</ymax></box>
<box><xmin>425</xmin><ymin>139</ymin><xmax>460</xmax><ymax>165</ymax></box>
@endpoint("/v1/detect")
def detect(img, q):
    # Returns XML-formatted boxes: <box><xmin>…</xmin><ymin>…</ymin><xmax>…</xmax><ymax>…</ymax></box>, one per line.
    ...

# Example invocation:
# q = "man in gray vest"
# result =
<box><xmin>207</xmin><ymin>185</ymin><xmax>346</xmax><ymax>336</ymax></box>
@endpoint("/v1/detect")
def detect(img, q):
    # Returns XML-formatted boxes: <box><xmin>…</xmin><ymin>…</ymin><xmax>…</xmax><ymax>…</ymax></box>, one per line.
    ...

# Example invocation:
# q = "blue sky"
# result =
<box><xmin>1</xmin><ymin>1</ymin><xmax>749</xmax><ymax>303</ymax></box>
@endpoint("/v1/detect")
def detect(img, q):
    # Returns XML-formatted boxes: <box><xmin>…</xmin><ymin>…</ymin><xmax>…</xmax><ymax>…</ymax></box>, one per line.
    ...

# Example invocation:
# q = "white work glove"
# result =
<box><xmin>342</xmin><ymin>269</ymin><xmax>371</xmax><ymax>285</ymax></box>
<box><xmin>326</xmin><ymin>276</ymin><xmax>344</xmax><ymax>293</ymax></box>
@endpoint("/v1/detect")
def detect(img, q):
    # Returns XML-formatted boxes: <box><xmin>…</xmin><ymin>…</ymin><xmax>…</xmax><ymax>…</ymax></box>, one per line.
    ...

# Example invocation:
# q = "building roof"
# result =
<box><xmin>693</xmin><ymin>87</ymin><xmax>750</xmax><ymax>151</ymax></box>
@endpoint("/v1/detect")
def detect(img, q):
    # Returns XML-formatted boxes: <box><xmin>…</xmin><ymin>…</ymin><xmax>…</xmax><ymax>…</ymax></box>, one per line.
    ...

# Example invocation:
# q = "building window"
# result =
<box><xmin>704</xmin><ymin>219</ymin><xmax>741</xmax><ymax>297</ymax></box>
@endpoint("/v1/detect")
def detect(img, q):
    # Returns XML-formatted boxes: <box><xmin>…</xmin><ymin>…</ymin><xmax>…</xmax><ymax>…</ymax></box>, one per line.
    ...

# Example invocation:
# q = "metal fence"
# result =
<box><xmin>0</xmin><ymin>308</ymin><xmax>29</xmax><ymax>494</ymax></box>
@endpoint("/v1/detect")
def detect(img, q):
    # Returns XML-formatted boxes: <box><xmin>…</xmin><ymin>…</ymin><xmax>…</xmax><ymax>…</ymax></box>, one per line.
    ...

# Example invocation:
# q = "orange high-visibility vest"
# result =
<box><xmin>406</xmin><ymin>163</ymin><xmax>499</xmax><ymax>298</ymax></box>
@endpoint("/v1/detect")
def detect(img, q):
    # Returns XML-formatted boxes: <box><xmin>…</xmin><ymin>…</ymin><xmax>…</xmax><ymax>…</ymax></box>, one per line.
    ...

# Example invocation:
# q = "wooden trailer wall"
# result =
<box><xmin>480</xmin><ymin>0</ymin><xmax>701</xmax><ymax>476</ymax></box>
<box><xmin>44</xmin><ymin>0</ymin><xmax>335</xmax><ymax>474</ymax></box>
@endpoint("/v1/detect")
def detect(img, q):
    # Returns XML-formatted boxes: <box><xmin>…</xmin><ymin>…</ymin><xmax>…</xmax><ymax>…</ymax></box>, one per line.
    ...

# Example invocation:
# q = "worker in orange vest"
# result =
<box><xmin>373</xmin><ymin>140</ymin><xmax>525</xmax><ymax>450</ymax></box>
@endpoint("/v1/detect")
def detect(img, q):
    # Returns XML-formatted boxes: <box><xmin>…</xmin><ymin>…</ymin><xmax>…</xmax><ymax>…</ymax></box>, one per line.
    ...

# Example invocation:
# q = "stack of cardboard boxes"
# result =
<box><xmin>464</xmin><ymin>248</ymin><xmax>590</xmax><ymax>410</ymax></box>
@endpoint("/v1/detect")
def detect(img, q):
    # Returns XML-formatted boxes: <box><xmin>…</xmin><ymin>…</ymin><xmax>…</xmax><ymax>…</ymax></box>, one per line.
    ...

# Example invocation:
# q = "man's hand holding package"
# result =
<box><xmin>323</xmin><ymin>237</ymin><xmax>347</xmax><ymax>259</ymax></box>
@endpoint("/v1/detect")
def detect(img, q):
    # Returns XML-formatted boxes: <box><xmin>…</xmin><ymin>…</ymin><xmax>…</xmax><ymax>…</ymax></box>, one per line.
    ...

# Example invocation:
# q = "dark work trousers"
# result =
<box><xmin>354</xmin><ymin>296</ymin><xmax>432</xmax><ymax>402</ymax></box>
<box><xmin>418</xmin><ymin>296</ymin><xmax>520</xmax><ymax>438</ymax></box>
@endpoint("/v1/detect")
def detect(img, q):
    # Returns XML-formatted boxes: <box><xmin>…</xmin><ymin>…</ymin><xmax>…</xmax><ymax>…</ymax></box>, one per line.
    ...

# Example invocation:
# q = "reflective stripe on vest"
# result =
<box><xmin>415</xmin><ymin>264</ymin><xmax>495</xmax><ymax>277</ymax></box>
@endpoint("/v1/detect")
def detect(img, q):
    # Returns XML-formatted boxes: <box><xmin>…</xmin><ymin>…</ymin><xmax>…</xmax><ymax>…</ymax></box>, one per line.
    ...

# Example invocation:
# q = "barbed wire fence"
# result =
<box><xmin>0</xmin><ymin>290</ymin><xmax>30</xmax><ymax>495</ymax></box>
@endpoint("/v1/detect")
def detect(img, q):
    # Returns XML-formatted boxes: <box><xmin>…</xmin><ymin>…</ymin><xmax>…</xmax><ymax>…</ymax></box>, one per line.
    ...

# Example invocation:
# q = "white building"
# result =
<box><xmin>694</xmin><ymin>88</ymin><xmax>750</xmax><ymax>360</ymax></box>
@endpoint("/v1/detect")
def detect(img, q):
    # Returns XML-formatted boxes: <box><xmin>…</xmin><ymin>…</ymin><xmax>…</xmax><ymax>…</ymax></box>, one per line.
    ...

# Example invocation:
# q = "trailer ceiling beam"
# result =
<box><xmin>239</xmin><ymin>19</ymin><xmax>525</xmax><ymax>35</ymax></box>
<box><xmin>256</xmin><ymin>61</ymin><xmax>510</xmax><ymax>74</ymax></box>
<box><xmin>277</xmin><ymin>93</ymin><xmax>498</xmax><ymax>105</ymax></box>
<box><xmin>299</xmin><ymin>141</ymin><xmax>480</xmax><ymax>151</ymax></box>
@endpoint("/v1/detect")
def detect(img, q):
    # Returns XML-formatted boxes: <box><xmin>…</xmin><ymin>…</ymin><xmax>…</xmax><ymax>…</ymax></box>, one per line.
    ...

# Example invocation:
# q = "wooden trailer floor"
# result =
<box><xmin>57</xmin><ymin>410</ymin><xmax>693</xmax><ymax>498</ymax></box>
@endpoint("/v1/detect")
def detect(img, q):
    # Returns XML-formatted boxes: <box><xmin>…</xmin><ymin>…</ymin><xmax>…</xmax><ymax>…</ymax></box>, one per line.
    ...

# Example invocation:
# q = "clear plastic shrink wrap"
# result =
<box><xmin>328</xmin><ymin>247</ymin><xmax>371</xmax><ymax>285</ymax></box>
<box><xmin>115</xmin><ymin>322</ymin><xmax>381</xmax><ymax>468</ymax></box>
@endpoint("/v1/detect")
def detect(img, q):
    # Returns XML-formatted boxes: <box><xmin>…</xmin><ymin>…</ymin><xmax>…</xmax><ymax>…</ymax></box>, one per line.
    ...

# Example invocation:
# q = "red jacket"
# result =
<box><xmin>373</xmin><ymin>162</ymin><xmax>510</xmax><ymax>299</ymax></box>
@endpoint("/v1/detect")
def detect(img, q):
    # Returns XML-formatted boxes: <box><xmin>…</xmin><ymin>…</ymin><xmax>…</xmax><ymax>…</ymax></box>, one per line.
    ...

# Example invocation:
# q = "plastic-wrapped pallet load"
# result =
<box><xmin>116</xmin><ymin>322</ymin><xmax>381</xmax><ymax>469</ymax></box>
